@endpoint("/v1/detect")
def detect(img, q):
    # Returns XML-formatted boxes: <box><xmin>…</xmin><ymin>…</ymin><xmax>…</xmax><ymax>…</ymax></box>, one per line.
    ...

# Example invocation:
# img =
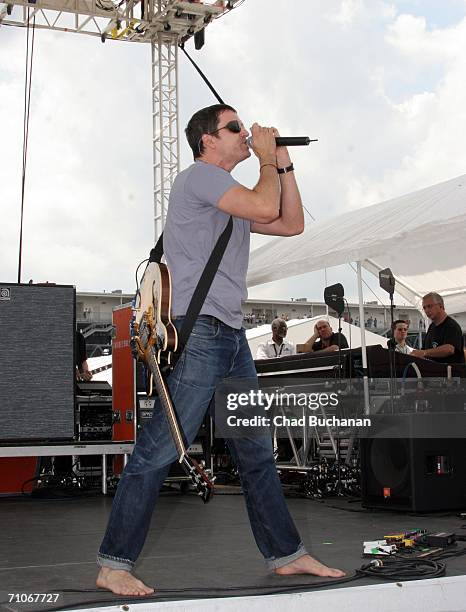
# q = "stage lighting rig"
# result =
<box><xmin>324</xmin><ymin>283</ymin><xmax>345</xmax><ymax>318</ymax></box>
<box><xmin>378</xmin><ymin>267</ymin><xmax>397</xmax><ymax>407</ymax></box>
<box><xmin>379</xmin><ymin>268</ymin><xmax>395</xmax><ymax>297</ymax></box>
<box><xmin>194</xmin><ymin>27</ymin><xmax>205</xmax><ymax>49</ymax></box>
<box><xmin>378</xmin><ymin>267</ymin><xmax>396</xmax><ymax>342</ymax></box>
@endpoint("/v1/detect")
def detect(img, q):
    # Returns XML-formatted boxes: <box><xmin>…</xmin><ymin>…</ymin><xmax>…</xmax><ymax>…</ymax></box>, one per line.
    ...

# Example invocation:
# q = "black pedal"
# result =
<box><xmin>424</xmin><ymin>532</ymin><xmax>456</xmax><ymax>547</ymax></box>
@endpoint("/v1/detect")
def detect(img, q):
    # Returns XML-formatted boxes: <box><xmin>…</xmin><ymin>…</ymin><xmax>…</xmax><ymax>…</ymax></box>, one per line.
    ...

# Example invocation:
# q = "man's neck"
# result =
<box><xmin>273</xmin><ymin>336</ymin><xmax>284</xmax><ymax>345</ymax></box>
<box><xmin>197</xmin><ymin>154</ymin><xmax>235</xmax><ymax>173</ymax></box>
<box><xmin>433</xmin><ymin>312</ymin><xmax>448</xmax><ymax>326</ymax></box>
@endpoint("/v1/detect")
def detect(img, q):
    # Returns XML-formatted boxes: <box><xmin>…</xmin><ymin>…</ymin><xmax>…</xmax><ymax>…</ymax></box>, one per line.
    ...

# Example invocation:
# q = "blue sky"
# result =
<box><xmin>395</xmin><ymin>0</ymin><xmax>466</xmax><ymax>29</ymax></box>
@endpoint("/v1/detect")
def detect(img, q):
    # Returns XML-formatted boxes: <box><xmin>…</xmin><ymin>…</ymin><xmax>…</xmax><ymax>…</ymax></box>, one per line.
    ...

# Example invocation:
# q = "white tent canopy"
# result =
<box><xmin>247</xmin><ymin>174</ymin><xmax>466</xmax><ymax>314</ymax></box>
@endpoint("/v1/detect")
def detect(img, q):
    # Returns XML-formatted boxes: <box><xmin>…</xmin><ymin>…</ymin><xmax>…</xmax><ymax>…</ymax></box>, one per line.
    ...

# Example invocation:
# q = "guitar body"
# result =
<box><xmin>133</xmin><ymin>262</ymin><xmax>178</xmax><ymax>363</ymax></box>
<box><xmin>130</xmin><ymin>260</ymin><xmax>214</xmax><ymax>503</ymax></box>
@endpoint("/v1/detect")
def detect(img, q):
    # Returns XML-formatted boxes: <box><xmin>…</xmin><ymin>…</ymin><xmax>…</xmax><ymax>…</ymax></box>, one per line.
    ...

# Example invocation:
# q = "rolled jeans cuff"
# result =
<box><xmin>265</xmin><ymin>543</ymin><xmax>307</xmax><ymax>570</ymax></box>
<box><xmin>97</xmin><ymin>553</ymin><xmax>134</xmax><ymax>572</ymax></box>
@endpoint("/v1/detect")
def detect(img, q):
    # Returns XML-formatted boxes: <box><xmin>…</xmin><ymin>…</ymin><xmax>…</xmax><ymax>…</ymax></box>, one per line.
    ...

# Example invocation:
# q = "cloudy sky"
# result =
<box><xmin>1</xmin><ymin>0</ymin><xmax>466</xmax><ymax>305</ymax></box>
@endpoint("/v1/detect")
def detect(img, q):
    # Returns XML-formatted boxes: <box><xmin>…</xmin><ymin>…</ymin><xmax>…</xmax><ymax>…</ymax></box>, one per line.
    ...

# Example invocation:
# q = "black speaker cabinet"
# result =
<box><xmin>0</xmin><ymin>283</ymin><xmax>76</xmax><ymax>441</ymax></box>
<box><xmin>361</xmin><ymin>437</ymin><xmax>466</xmax><ymax>512</ymax></box>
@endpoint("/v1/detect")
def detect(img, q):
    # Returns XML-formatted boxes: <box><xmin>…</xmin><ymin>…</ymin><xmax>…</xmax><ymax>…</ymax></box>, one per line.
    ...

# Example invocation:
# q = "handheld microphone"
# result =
<box><xmin>246</xmin><ymin>136</ymin><xmax>317</xmax><ymax>148</ymax></box>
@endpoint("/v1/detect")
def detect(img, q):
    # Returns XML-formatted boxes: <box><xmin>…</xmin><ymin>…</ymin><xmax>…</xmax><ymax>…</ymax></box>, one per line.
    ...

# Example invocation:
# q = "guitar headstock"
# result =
<box><xmin>181</xmin><ymin>456</ymin><xmax>214</xmax><ymax>504</ymax></box>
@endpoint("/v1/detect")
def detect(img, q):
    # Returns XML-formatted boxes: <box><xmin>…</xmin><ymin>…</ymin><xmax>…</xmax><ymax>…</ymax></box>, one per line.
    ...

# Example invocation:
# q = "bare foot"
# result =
<box><xmin>275</xmin><ymin>554</ymin><xmax>345</xmax><ymax>578</ymax></box>
<box><xmin>96</xmin><ymin>567</ymin><xmax>155</xmax><ymax>596</ymax></box>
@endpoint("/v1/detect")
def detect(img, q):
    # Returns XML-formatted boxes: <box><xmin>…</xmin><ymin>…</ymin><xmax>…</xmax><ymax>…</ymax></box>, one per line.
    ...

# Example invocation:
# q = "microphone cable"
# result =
<box><xmin>17</xmin><ymin>6</ymin><xmax>36</xmax><ymax>283</ymax></box>
<box><xmin>179</xmin><ymin>44</ymin><xmax>316</xmax><ymax>222</ymax></box>
<box><xmin>357</xmin><ymin>556</ymin><xmax>446</xmax><ymax>581</ymax></box>
<box><xmin>12</xmin><ymin>549</ymin><xmax>466</xmax><ymax>612</ymax></box>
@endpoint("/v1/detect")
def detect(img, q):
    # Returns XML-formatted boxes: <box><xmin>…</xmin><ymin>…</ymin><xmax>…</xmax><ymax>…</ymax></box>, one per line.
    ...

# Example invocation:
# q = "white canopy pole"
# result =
<box><xmin>324</xmin><ymin>268</ymin><xmax>329</xmax><ymax>316</ymax></box>
<box><xmin>357</xmin><ymin>261</ymin><xmax>370</xmax><ymax>414</ymax></box>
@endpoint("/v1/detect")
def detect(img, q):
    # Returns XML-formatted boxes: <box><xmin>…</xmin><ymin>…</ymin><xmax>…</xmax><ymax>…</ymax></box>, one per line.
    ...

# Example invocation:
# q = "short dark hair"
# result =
<box><xmin>392</xmin><ymin>319</ymin><xmax>409</xmax><ymax>331</ymax></box>
<box><xmin>185</xmin><ymin>103</ymin><xmax>236</xmax><ymax>159</ymax></box>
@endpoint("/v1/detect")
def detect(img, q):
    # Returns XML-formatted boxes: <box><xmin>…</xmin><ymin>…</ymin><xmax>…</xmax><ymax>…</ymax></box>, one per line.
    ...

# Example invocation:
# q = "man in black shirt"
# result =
<box><xmin>411</xmin><ymin>292</ymin><xmax>465</xmax><ymax>364</ymax></box>
<box><xmin>301</xmin><ymin>319</ymin><xmax>349</xmax><ymax>353</ymax></box>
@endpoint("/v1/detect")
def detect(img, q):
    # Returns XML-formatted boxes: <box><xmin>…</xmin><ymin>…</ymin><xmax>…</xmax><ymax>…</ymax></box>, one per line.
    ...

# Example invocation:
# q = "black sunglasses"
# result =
<box><xmin>209</xmin><ymin>120</ymin><xmax>242</xmax><ymax>135</ymax></box>
<box><xmin>197</xmin><ymin>120</ymin><xmax>243</xmax><ymax>154</ymax></box>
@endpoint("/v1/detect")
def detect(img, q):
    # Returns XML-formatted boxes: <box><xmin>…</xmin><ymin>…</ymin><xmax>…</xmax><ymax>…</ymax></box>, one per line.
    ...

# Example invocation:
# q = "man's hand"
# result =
<box><xmin>250</xmin><ymin>123</ymin><xmax>276</xmax><ymax>165</ymax></box>
<box><xmin>76</xmin><ymin>360</ymin><xmax>93</xmax><ymax>381</ymax></box>
<box><xmin>303</xmin><ymin>324</ymin><xmax>319</xmax><ymax>345</ymax></box>
<box><xmin>411</xmin><ymin>349</ymin><xmax>427</xmax><ymax>359</ymax></box>
<box><xmin>273</xmin><ymin>127</ymin><xmax>292</xmax><ymax>168</ymax></box>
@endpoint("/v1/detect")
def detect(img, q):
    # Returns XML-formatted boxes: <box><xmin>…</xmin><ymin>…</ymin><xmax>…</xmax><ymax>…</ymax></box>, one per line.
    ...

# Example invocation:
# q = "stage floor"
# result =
<box><xmin>0</xmin><ymin>487</ymin><xmax>465</xmax><ymax>611</ymax></box>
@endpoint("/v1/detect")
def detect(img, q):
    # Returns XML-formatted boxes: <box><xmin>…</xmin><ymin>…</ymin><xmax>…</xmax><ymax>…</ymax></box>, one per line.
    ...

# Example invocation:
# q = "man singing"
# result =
<box><xmin>96</xmin><ymin>104</ymin><xmax>345</xmax><ymax>595</ymax></box>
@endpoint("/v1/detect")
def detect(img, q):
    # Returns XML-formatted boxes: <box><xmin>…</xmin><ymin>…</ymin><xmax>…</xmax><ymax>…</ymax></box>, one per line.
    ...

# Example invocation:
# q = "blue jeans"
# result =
<box><xmin>97</xmin><ymin>316</ymin><xmax>306</xmax><ymax>571</ymax></box>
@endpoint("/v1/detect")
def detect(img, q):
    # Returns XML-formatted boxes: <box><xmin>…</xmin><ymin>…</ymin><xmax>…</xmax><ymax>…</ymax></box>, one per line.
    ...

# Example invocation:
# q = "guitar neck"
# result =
<box><xmin>146</xmin><ymin>348</ymin><xmax>187</xmax><ymax>460</ymax></box>
<box><xmin>89</xmin><ymin>363</ymin><xmax>112</xmax><ymax>375</ymax></box>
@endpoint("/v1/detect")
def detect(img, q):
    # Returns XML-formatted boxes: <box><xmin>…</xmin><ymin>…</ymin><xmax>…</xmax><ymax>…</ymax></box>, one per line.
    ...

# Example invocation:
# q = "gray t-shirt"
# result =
<box><xmin>164</xmin><ymin>160</ymin><xmax>250</xmax><ymax>329</ymax></box>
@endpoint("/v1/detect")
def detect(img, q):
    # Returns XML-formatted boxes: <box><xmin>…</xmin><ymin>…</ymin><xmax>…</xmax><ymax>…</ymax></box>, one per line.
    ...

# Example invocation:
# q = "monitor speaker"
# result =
<box><xmin>361</xmin><ymin>437</ymin><xmax>466</xmax><ymax>512</ymax></box>
<box><xmin>0</xmin><ymin>283</ymin><xmax>76</xmax><ymax>441</ymax></box>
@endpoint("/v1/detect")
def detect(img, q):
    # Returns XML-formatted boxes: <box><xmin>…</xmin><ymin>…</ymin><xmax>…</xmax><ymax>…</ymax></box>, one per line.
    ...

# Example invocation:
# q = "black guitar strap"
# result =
<box><xmin>148</xmin><ymin>215</ymin><xmax>233</xmax><ymax>353</ymax></box>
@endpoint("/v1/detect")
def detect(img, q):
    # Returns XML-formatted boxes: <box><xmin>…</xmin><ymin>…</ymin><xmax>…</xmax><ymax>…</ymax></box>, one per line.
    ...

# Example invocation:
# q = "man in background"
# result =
<box><xmin>411</xmin><ymin>292</ymin><xmax>464</xmax><ymax>364</ymax></box>
<box><xmin>392</xmin><ymin>320</ymin><xmax>413</xmax><ymax>354</ymax></box>
<box><xmin>76</xmin><ymin>331</ymin><xmax>92</xmax><ymax>381</ymax></box>
<box><xmin>300</xmin><ymin>320</ymin><xmax>348</xmax><ymax>354</ymax></box>
<box><xmin>256</xmin><ymin>318</ymin><xmax>295</xmax><ymax>359</ymax></box>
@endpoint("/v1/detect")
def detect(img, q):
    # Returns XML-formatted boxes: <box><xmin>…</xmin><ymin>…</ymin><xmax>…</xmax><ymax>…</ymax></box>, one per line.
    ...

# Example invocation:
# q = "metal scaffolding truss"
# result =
<box><xmin>1</xmin><ymin>0</ymin><xmax>244</xmax><ymax>238</ymax></box>
<box><xmin>152</xmin><ymin>32</ymin><xmax>179</xmax><ymax>240</ymax></box>
<box><xmin>0</xmin><ymin>0</ymin><xmax>145</xmax><ymax>40</ymax></box>
<box><xmin>0</xmin><ymin>0</ymin><xmax>234</xmax><ymax>43</ymax></box>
